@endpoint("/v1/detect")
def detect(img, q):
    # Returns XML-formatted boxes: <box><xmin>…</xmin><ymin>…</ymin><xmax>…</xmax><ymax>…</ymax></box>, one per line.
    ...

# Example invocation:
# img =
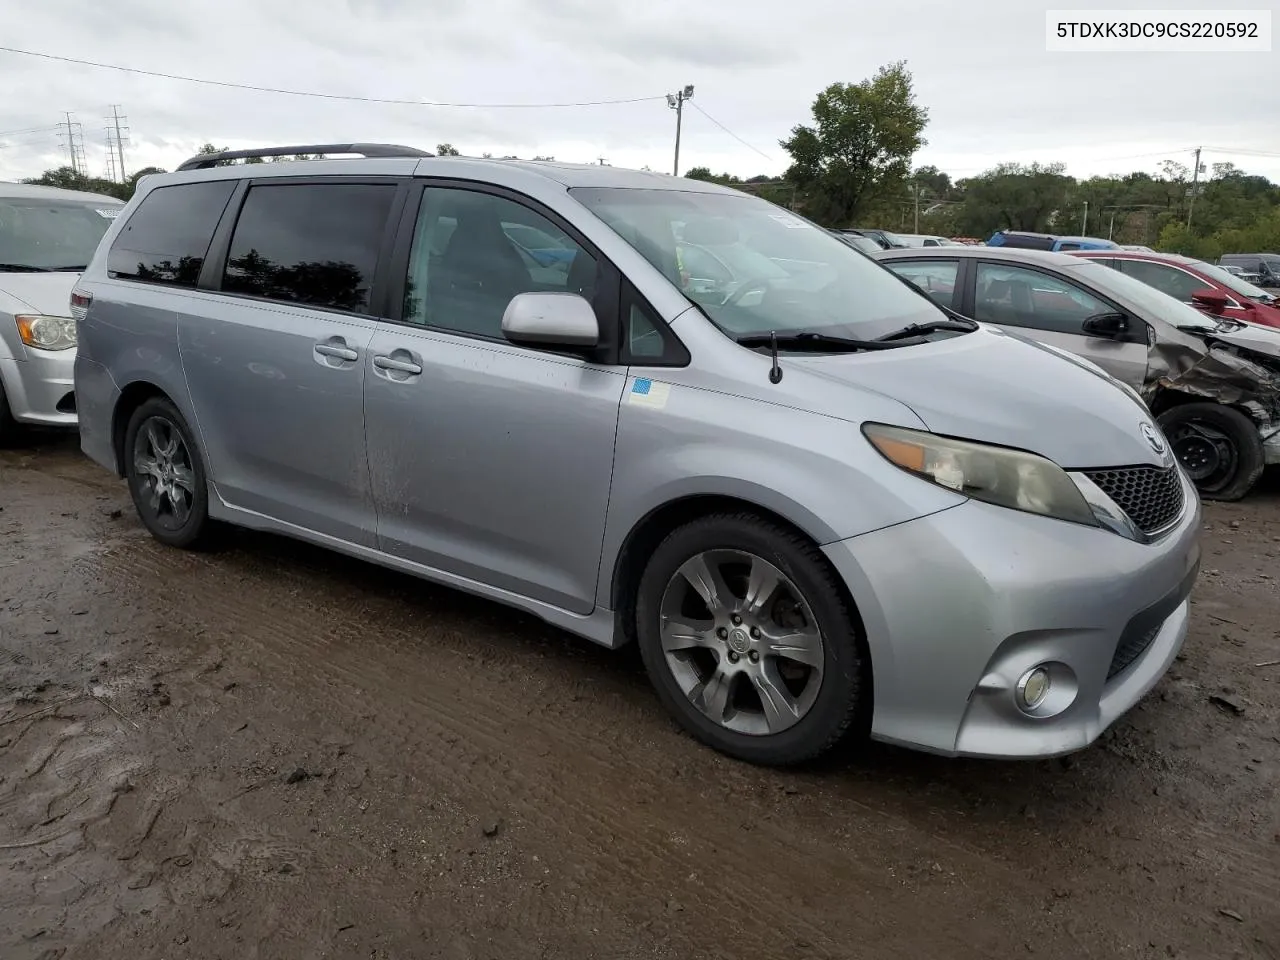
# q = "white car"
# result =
<box><xmin>894</xmin><ymin>233</ymin><xmax>963</xmax><ymax>248</ymax></box>
<box><xmin>0</xmin><ymin>182</ymin><xmax>123</xmax><ymax>440</ymax></box>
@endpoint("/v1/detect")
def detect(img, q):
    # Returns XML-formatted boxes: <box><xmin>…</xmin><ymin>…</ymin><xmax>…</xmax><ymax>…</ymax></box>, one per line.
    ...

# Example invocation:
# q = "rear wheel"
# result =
<box><xmin>1157</xmin><ymin>402</ymin><xmax>1264</xmax><ymax>501</ymax></box>
<box><xmin>123</xmin><ymin>397</ymin><xmax>216</xmax><ymax>548</ymax></box>
<box><xmin>634</xmin><ymin>513</ymin><xmax>869</xmax><ymax>766</ymax></box>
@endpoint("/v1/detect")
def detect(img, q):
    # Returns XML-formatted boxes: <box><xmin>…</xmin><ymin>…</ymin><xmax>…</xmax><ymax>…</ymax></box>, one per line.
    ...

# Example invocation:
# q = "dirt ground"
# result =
<box><xmin>1</xmin><ymin>435</ymin><xmax>1277</xmax><ymax>960</ymax></box>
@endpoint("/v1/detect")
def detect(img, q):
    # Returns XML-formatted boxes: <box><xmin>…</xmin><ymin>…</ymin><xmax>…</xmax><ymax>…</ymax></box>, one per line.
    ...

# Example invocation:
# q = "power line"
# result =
<box><xmin>0</xmin><ymin>124</ymin><xmax>60</xmax><ymax>138</ymax></box>
<box><xmin>0</xmin><ymin>46</ymin><xmax>666</xmax><ymax>109</ymax></box>
<box><xmin>688</xmin><ymin>102</ymin><xmax>773</xmax><ymax>161</ymax></box>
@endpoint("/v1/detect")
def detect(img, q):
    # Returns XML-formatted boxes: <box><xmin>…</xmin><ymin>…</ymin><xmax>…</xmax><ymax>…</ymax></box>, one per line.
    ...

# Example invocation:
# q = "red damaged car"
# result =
<box><xmin>1071</xmin><ymin>250</ymin><xmax>1280</xmax><ymax>330</ymax></box>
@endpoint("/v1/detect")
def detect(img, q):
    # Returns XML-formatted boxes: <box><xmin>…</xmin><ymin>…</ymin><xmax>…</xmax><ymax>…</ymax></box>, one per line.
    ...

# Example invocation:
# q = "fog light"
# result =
<box><xmin>1017</xmin><ymin>666</ymin><xmax>1051</xmax><ymax>710</ymax></box>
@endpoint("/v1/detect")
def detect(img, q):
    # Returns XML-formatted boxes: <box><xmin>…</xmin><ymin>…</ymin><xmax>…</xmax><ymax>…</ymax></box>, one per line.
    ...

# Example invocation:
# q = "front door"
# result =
<box><xmin>178</xmin><ymin>179</ymin><xmax>400</xmax><ymax>546</ymax></box>
<box><xmin>363</xmin><ymin>184</ymin><xmax>626</xmax><ymax>614</ymax></box>
<box><xmin>970</xmin><ymin>260</ymin><xmax>1150</xmax><ymax>388</ymax></box>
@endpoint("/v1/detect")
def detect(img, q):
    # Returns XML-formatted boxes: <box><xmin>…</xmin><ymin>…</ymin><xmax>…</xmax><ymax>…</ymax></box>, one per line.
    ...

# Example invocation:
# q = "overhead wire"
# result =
<box><xmin>0</xmin><ymin>46</ymin><xmax>665</xmax><ymax>109</ymax></box>
<box><xmin>688</xmin><ymin>102</ymin><xmax>773</xmax><ymax>161</ymax></box>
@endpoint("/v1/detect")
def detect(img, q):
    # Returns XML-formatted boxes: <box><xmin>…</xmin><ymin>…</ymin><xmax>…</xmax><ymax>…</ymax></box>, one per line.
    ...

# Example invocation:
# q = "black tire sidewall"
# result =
<box><xmin>124</xmin><ymin>398</ymin><xmax>211</xmax><ymax>548</ymax></box>
<box><xmin>0</xmin><ymin>379</ymin><xmax>20</xmax><ymax>446</ymax></box>
<box><xmin>635</xmin><ymin>514</ymin><xmax>867</xmax><ymax>766</ymax></box>
<box><xmin>1157</xmin><ymin>403</ymin><xmax>1263</xmax><ymax>501</ymax></box>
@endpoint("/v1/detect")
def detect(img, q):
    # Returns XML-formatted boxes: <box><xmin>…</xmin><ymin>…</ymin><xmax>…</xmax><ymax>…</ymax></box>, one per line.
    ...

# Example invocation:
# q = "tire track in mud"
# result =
<box><xmin>89</xmin><ymin>536</ymin><xmax>1098</xmax><ymax>960</ymax></box>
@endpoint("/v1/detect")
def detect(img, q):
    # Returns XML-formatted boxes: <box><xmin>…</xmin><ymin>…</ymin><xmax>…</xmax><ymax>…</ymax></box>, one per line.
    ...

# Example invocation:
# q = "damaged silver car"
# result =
<box><xmin>877</xmin><ymin>246</ymin><xmax>1280</xmax><ymax>500</ymax></box>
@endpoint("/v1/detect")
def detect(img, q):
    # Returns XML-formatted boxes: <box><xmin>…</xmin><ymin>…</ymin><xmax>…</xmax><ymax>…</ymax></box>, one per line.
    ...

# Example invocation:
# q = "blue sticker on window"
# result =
<box><xmin>632</xmin><ymin>378</ymin><xmax>652</xmax><ymax>395</ymax></box>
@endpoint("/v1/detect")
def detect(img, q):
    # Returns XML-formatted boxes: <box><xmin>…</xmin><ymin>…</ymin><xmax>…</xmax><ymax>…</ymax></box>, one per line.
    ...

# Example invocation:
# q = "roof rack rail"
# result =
<box><xmin>176</xmin><ymin>143</ymin><xmax>431</xmax><ymax>171</ymax></box>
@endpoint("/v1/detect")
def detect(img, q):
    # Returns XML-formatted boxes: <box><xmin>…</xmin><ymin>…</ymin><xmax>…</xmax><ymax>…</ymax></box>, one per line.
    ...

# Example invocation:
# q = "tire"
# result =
<box><xmin>634</xmin><ymin>512</ymin><xmax>869</xmax><ymax>766</ymax></box>
<box><xmin>123</xmin><ymin>397</ymin><xmax>216</xmax><ymax>549</ymax></box>
<box><xmin>1157</xmin><ymin>402</ymin><xmax>1264</xmax><ymax>502</ymax></box>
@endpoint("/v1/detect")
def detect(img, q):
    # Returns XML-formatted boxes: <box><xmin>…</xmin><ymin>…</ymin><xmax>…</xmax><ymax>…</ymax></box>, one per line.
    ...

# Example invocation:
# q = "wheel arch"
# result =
<box><xmin>111</xmin><ymin>380</ymin><xmax>176</xmax><ymax>477</ymax></box>
<box><xmin>607</xmin><ymin>494</ymin><xmax>870</xmax><ymax>660</ymax></box>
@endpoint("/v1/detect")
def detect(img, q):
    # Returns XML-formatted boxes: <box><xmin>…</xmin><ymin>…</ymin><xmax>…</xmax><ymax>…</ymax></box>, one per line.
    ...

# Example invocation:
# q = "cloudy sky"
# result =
<box><xmin>1</xmin><ymin>0</ymin><xmax>1277</xmax><ymax>185</ymax></box>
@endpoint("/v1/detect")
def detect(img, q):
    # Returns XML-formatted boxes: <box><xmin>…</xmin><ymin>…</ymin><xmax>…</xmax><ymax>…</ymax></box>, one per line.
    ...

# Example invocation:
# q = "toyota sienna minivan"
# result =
<box><xmin>73</xmin><ymin>144</ymin><xmax>1201</xmax><ymax>766</ymax></box>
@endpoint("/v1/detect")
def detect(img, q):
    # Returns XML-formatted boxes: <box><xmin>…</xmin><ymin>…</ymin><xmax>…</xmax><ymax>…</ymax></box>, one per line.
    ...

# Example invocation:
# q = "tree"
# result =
<box><xmin>912</xmin><ymin>164</ymin><xmax>952</xmax><ymax>200</ymax></box>
<box><xmin>436</xmin><ymin>143</ymin><xmax>460</xmax><ymax>156</ymax></box>
<box><xmin>780</xmin><ymin>61</ymin><xmax>929</xmax><ymax>227</ymax></box>
<box><xmin>954</xmin><ymin>162</ymin><xmax>1073</xmax><ymax>236</ymax></box>
<box><xmin>21</xmin><ymin>166</ymin><xmax>130</xmax><ymax>201</ymax></box>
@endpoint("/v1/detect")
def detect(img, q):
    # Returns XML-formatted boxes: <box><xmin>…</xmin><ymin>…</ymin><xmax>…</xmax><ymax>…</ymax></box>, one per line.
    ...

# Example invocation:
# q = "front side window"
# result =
<box><xmin>1117</xmin><ymin>259</ymin><xmax>1215</xmax><ymax>303</ymax></box>
<box><xmin>221</xmin><ymin>182</ymin><xmax>397</xmax><ymax>313</ymax></box>
<box><xmin>108</xmin><ymin>181</ymin><xmax>233</xmax><ymax>287</ymax></box>
<box><xmin>883</xmin><ymin>259</ymin><xmax>959</xmax><ymax>309</ymax></box>
<box><xmin>0</xmin><ymin>196</ymin><xmax>123</xmax><ymax>273</ymax></box>
<box><xmin>570</xmin><ymin>187</ymin><xmax>944</xmax><ymax>342</ymax></box>
<box><xmin>402</xmin><ymin>187</ymin><xmax>597</xmax><ymax>339</ymax></box>
<box><xmin>974</xmin><ymin>262</ymin><xmax>1112</xmax><ymax>334</ymax></box>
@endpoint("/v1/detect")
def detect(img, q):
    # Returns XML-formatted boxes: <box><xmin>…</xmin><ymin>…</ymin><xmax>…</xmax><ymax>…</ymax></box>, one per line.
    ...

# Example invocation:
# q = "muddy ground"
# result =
<box><xmin>0</xmin><ymin>435</ymin><xmax>1276</xmax><ymax>960</ymax></box>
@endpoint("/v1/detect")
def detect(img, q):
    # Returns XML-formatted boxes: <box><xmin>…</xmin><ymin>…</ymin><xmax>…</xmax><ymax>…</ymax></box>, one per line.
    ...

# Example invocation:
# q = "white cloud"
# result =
<box><xmin>1</xmin><ymin>0</ymin><xmax>1277</xmax><ymax>184</ymax></box>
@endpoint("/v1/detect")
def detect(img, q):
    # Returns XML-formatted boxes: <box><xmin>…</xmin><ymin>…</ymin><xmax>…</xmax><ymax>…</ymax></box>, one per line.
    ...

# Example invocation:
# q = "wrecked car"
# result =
<box><xmin>876</xmin><ymin>246</ymin><xmax>1280</xmax><ymax>500</ymax></box>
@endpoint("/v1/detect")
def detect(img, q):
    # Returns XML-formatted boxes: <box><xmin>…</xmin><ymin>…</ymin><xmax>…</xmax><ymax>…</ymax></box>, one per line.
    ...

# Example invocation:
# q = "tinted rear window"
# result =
<box><xmin>221</xmin><ymin>182</ymin><xmax>396</xmax><ymax>314</ymax></box>
<box><xmin>108</xmin><ymin>181</ymin><xmax>235</xmax><ymax>287</ymax></box>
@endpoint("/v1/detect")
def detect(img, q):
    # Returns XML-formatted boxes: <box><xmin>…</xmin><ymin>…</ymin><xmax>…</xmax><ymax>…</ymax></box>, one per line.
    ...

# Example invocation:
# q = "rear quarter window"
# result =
<box><xmin>108</xmin><ymin>181</ymin><xmax>236</xmax><ymax>287</ymax></box>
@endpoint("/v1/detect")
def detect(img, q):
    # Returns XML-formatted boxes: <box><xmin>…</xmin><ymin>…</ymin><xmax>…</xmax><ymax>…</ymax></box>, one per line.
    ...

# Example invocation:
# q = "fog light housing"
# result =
<box><xmin>1017</xmin><ymin>666</ymin><xmax>1051</xmax><ymax>710</ymax></box>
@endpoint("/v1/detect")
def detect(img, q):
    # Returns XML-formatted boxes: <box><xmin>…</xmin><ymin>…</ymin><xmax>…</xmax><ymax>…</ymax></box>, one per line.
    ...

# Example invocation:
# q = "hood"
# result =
<box><xmin>0</xmin><ymin>271</ymin><xmax>79</xmax><ymax>317</ymax></box>
<box><xmin>1197</xmin><ymin>320</ymin><xmax>1280</xmax><ymax>360</ymax></box>
<box><xmin>787</xmin><ymin>326</ymin><xmax>1163</xmax><ymax>470</ymax></box>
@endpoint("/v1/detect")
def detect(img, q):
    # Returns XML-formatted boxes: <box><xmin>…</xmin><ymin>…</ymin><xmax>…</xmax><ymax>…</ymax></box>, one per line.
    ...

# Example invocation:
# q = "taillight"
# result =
<box><xmin>70</xmin><ymin>289</ymin><xmax>92</xmax><ymax>321</ymax></box>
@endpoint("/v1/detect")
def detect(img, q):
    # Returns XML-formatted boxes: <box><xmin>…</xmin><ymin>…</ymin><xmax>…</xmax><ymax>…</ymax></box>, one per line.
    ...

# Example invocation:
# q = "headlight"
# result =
<box><xmin>15</xmin><ymin>315</ymin><xmax>77</xmax><ymax>351</ymax></box>
<box><xmin>863</xmin><ymin>423</ymin><xmax>1098</xmax><ymax>527</ymax></box>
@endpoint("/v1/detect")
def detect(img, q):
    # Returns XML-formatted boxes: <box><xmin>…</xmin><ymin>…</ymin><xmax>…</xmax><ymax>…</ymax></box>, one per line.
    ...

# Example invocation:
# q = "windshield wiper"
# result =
<box><xmin>875</xmin><ymin>317</ymin><xmax>978</xmax><ymax>341</ymax></box>
<box><xmin>0</xmin><ymin>263</ymin><xmax>54</xmax><ymax>273</ymax></box>
<box><xmin>44</xmin><ymin>264</ymin><xmax>88</xmax><ymax>272</ymax></box>
<box><xmin>736</xmin><ymin>331</ymin><xmax>922</xmax><ymax>352</ymax></box>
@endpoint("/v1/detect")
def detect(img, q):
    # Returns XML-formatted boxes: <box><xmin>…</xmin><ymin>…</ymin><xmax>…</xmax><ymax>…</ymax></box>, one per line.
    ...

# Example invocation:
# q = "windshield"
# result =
<box><xmin>1077</xmin><ymin>261</ymin><xmax>1219</xmax><ymax>331</ymax></box>
<box><xmin>1189</xmin><ymin>259</ymin><xmax>1275</xmax><ymax>302</ymax></box>
<box><xmin>0</xmin><ymin>197</ymin><xmax>121</xmax><ymax>271</ymax></box>
<box><xmin>570</xmin><ymin>187</ymin><xmax>944</xmax><ymax>341</ymax></box>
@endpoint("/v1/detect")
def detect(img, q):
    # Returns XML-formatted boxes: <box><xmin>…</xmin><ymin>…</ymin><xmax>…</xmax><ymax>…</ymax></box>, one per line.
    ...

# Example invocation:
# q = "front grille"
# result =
<box><xmin>1084</xmin><ymin>465</ymin><xmax>1184</xmax><ymax>534</ymax></box>
<box><xmin>1108</xmin><ymin>623</ymin><xmax>1160</xmax><ymax>680</ymax></box>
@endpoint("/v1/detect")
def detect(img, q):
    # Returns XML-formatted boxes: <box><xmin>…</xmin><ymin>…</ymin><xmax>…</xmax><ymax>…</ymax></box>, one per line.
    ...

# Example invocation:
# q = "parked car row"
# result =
<box><xmin>5</xmin><ymin>150</ymin><xmax>1208</xmax><ymax>771</ymax></box>
<box><xmin>876</xmin><ymin>245</ymin><xmax>1280</xmax><ymax>500</ymax></box>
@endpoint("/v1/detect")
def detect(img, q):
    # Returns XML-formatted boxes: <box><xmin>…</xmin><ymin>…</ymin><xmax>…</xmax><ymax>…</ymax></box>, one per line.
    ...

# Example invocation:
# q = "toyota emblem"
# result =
<box><xmin>1140</xmin><ymin>421</ymin><xmax>1166</xmax><ymax>456</ymax></box>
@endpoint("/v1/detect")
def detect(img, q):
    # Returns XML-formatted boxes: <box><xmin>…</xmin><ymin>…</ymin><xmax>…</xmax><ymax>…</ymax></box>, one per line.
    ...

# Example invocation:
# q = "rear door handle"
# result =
<box><xmin>315</xmin><ymin>342</ymin><xmax>358</xmax><ymax>361</ymax></box>
<box><xmin>373</xmin><ymin>355</ymin><xmax>423</xmax><ymax>375</ymax></box>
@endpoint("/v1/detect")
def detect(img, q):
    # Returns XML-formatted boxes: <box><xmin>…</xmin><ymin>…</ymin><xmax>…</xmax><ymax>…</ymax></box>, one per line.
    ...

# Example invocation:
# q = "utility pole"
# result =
<box><xmin>59</xmin><ymin>112</ymin><xmax>84</xmax><ymax>175</ymax></box>
<box><xmin>1082</xmin><ymin>200</ymin><xmax>1088</xmax><ymax>234</ymax></box>
<box><xmin>912</xmin><ymin>182</ymin><xmax>920</xmax><ymax>233</ymax></box>
<box><xmin>666</xmin><ymin>84</ymin><xmax>694</xmax><ymax>177</ymax></box>
<box><xmin>104</xmin><ymin>126</ymin><xmax>118</xmax><ymax>182</ymax></box>
<box><xmin>1186</xmin><ymin>146</ymin><xmax>1203</xmax><ymax>229</ymax></box>
<box><xmin>107</xmin><ymin>105</ymin><xmax>129</xmax><ymax>182</ymax></box>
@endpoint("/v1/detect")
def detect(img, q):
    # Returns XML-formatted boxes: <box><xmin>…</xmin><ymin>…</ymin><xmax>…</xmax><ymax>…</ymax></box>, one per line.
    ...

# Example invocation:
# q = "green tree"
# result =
<box><xmin>436</xmin><ymin>143</ymin><xmax>460</xmax><ymax>156</ymax></box>
<box><xmin>21</xmin><ymin>166</ymin><xmax>130</xmax><ymax>201</ymax></box>
<box><xmin>954</xmin><ymin>162</ymin><xmax>1073</xmax><ymax>236</ymax></box>
<box><xmin>780</xmin><ymin>61</ymin><xmax>929</xmax><ymax>227</ymax></box>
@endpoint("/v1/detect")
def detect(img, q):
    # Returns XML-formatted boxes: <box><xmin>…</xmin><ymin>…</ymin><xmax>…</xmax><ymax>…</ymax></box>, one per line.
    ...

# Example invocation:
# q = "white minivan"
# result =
<box><xmin>0</xmin><ymin>181</ymin><xmax>124</xmax><ymax>440</ymax></box>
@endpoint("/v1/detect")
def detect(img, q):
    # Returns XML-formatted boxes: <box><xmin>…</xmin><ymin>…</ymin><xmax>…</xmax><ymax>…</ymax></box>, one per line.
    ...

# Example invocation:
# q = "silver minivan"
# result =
<box><xmin>73</xmin><ymin>145</ymin><xmax>1201</xmax><ymax>766</ymax></box>
<box><xmin>0</xmin><ymin>182</ymin><xmax>124</xmax><ymax>440</ymax></box>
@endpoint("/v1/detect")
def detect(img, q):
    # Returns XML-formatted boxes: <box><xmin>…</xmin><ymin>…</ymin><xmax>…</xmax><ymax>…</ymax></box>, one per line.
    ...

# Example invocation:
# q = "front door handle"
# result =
<box><xmin>315</xmin><ymin>342</ymin><xmax>358</xmax><ymax>361</ymax></box>
<box><xmin>373</xmin><ymin>355</ymin><xmax>423</xmax><ymax>375</ymax></box>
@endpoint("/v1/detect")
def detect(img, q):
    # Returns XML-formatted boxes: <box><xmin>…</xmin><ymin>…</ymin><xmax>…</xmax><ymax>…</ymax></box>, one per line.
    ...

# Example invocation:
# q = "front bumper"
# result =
<box><xmin>0</xmin><ymin>349</ymin><xmax>77</xmax><ymax>426</ymax></box>
<box><xmin>824</xmin><ymin>470</ymin><xmax>1201</xmax><ymax>758</ymax></box>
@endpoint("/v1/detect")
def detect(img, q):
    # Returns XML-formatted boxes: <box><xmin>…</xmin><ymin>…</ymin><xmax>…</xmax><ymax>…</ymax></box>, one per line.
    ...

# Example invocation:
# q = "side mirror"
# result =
<box><xmin>1082</xmin><ymin>312</ymin><xmax>1129</xmax><ymax>338</ymax></box>
<box><xmin>1190</xmin><ymin>288</ymin><xmax>1229</xmax><ymax>312</ymax></box>
<box><xmin>502</xmin><ymin>292</ymin><xmax>599</xmax><ymax>350</ymax></box>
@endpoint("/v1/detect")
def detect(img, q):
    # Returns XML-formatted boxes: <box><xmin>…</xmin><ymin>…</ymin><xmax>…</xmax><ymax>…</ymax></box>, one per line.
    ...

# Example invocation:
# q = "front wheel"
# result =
<box><xmin>123</xmin><ymin>397</ymin><xmax>216</xmax><ymax>548</ymax></box>
<box><xmin>1157</xmin><ymin>402</ymin><xmax>1264</xmax><ymax>502</ymax></box>
<box><xmin>634</xmin><ymin>513</ymin><xmax>869</xmax><ymax>766</ymax></box>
